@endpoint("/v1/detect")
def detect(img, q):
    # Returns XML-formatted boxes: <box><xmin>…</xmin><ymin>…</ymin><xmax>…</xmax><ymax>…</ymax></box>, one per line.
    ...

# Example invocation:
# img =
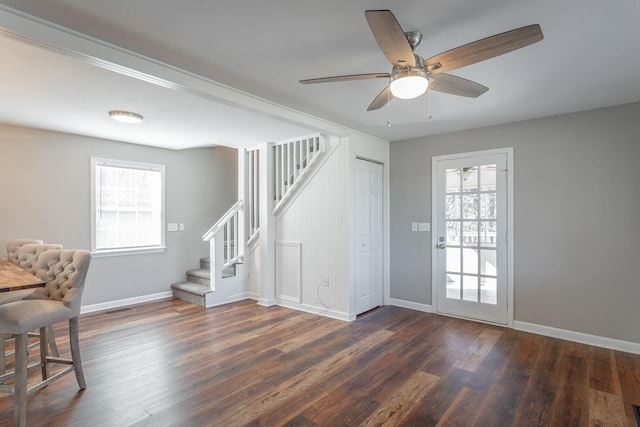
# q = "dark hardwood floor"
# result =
<box><xmin>0</xmin><ymin>298</ymin><xmax>638</xmax><ymax>426</ymax></box>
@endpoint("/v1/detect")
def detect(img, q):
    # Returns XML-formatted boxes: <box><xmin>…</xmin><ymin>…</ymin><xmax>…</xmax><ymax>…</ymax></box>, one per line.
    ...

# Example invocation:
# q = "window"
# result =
<box><xmin>91</xmin><ymin>157</ymin><xmax>165</xmax><ymax>256</ymax></box>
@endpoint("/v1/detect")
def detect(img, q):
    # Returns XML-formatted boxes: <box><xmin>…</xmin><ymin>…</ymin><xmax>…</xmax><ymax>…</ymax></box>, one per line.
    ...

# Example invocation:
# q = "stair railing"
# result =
<box><xmin>273</xmin><ymin>134</ymin><xmax>324</xmax><ymax>212</ymax></box>
<box><xmin>202</xmin><ymin>199</ymin><xmax>244</xmax><ymax>277</ymax></box>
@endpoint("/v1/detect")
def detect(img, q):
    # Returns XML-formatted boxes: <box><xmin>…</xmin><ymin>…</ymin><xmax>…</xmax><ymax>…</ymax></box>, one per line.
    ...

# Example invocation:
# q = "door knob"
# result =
<box><xmin>437</xmin><ymin>243</ymin><xmax>445</xmax><ymax>249</ymax></box>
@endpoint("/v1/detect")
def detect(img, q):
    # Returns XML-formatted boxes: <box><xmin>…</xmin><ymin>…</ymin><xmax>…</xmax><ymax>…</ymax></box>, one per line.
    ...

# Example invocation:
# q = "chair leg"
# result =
<box><xmin>39</xmin><ymin>327</ymin><xmax>49</xmax><ymax>381</ymax></box>
<box><xmin>0</xmin><ymin>334</ymin><xmax>6</xmax><ymax>375</ymax></box>
<box><xmin>45</xmin><ymin>325</ymin><xmax>59</xmax><ymax>357</ymax></box>
<box><xmin>69</xmin><ymin>317</ymin><xmax>86</xmax><ymax>390</ymax></box>
<box><xmin>14</xmin><ymin>333</ymin><xmax>28</xmax><ymax>427</ymax></box>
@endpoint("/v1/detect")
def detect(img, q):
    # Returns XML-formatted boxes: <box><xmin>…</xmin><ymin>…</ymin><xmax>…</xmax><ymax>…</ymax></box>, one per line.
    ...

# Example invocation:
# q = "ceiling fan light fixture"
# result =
<box><xmin>389</xmin><ymin>69</ymin><xmax>429</xmax><ymax>99</ymax></box>
<box><xmin>109</xmin><ymin>110</ymin><xmax>144</xmax><ymax>124</ymax></box>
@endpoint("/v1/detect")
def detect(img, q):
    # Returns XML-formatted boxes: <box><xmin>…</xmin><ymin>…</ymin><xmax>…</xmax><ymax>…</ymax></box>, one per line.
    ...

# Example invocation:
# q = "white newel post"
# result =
<box><xmin>258</xmin><ymin>142</ymin><xmax>276</xmax><ymax>306</ymax></box>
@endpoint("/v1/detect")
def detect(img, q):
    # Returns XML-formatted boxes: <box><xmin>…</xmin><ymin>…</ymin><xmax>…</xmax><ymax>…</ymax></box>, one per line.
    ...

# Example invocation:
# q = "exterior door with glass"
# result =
<box><xmin>434</xmin><ymin>151</ymin><xmax>509</xmax><ymax>324</ymax></box>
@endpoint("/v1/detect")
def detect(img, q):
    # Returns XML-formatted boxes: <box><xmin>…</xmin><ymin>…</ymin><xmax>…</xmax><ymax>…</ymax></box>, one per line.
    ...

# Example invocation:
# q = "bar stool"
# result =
<box><xmin>0</xmin><ymin>249</ymin><xmax>91</xmax><ymax>427</ymax></box>
<box><xmin>0</xmin><ymin>244</ymin><xmax>63</xmax><ymax>374</ymax></box>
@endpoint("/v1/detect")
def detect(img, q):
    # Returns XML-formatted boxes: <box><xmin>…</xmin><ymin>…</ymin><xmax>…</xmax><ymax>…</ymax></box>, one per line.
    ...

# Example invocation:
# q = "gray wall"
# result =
<box><xmin>0</xmin><ymin>123</ymin><xmax>237</xmax><ymax>306</ymax></box>
<box><xmin>390</xmin><ymin>102</ymin><xmax>640</xmax><ymax>343</ymax></box>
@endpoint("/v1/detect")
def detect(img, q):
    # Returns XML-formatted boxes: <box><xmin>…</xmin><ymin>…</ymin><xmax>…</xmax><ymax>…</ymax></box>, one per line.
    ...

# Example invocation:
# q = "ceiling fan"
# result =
<box><xmin>300</xmin><ymin>10</ymin><xmax>543</xmax><ymax>111</ymax></box>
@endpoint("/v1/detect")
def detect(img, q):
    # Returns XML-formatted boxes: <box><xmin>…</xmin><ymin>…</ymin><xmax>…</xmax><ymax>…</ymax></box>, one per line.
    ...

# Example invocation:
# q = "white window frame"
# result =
<box><xmin>90</xmin><ymin>157</ymin><xmax>166</xmax><ymax>257</ymax></box>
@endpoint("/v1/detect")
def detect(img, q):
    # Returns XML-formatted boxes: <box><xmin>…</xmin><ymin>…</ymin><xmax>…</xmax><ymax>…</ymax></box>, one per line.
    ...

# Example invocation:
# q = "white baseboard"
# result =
<box><xmin>389</xmin><ymin>298</ymin><xmax>433</xmax><ymax>313</ymax></box>
<box><xmin>276</xmin><ymin>298</ymin><xmax>351</xmax><ymax>322</ymax></box>
<box><xmin>388</xmin><ymin>301</ymin><xmax>640</xmax><ymax>355</ymax></box>
<box><xmin>205</xmin><ymin>292</ymin><xmax>253</xmax><ymax>308</ymax></box>
<box><xmin>81</xmin><ymin>291</ymin><xmax>172</xmax><ymax>314</ymax></box>
<box><xmin>514</xmin><ymin>321</ymin><xmax>640</xmax><ymax>355</ymax></box>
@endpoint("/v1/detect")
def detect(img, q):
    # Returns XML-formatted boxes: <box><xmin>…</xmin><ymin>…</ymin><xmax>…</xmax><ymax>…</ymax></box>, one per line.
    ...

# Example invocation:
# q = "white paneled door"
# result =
<box><xmin>434</xmin><ymin>150</ymin><xmax>511</xmax><ymax>324</ymax></box>
<box><xmin>355</xmin><ymin>158</ymin><xmax>383</xmax><ymax>315</ymax></box>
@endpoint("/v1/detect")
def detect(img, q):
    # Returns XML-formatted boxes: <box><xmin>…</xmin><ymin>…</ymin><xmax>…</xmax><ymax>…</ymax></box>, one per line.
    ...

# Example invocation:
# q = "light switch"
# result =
<box><xmin>411</xmin><ymin>222</ymin><xmax>418</xmax><ymax>232</ymax></box>
<box><xmin>418</xmin><ymin>222</ymin><xmax>431</xmax><ymax>232</ymax></box>
<box><xmin>179</xmin><ymin>223</ymin><xmax>185</xmax><ymax>231</ymax></box>
<box><xmin>167</xmin><ymin>223</ymin><xmax>179</xmax><ymax>232</ymax></box>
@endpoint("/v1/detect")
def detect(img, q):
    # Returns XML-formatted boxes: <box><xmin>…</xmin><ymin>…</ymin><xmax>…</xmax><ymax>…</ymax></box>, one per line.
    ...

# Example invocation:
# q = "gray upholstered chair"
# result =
<box><xmin>5</xmin><ymin>239</ymin><xmax>43</xmax><ymax>265</ymax></box>
<box><xmin>0</xmin><ymin>249</ymin><xmax>91</xmax><ymax>427</ymax></box>
<box><xmin>1</xmin><ymin>243</ymin><xmax>63</xmax><ymax>305</ymax></box>
<box><xmin>0</xmin><ymin>244</ymin><xmax>64</xmax><ymax>374</ymax></box>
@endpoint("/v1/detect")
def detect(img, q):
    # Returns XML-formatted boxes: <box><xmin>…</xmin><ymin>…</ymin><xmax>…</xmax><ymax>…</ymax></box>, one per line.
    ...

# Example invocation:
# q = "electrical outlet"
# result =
<box><xmin>323</xmin><ymin>276</ymin><xmax>330</xmax><ymax>287</ymax></box>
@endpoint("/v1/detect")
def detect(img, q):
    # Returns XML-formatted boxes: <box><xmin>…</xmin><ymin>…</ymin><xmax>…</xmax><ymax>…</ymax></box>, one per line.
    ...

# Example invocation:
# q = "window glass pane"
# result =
<box><xmin>446</xmin><ymin>247</ymin><xmax>461</xmax><ymax>273</ymax></box>
<box><xmin>480</xmin><ymin>250</ymin><xmax>497</xmax><ymax>276</ymax></box>
<box><xmin>481</xmin><ymin>277</ymin><xmax>497</xmax><ymax>304</ymax></box>
<box><xmin>480</xmin><ymin>164</ymin><xmax>497</xmax><ymax>191</ymax></box>
<box><xmin>461</xmin><ymin>168</ymin><xmax>478</xmax><ymax>192</ymax></box>
<box><xmin>446</xmin><ymin>169</ymin><xmax>460</xmax><ymax>193</ymax></box>
<box><xmin>94</xmin><ymin>159</ymin><xmax>164</xmax><ymax>253</ymax></box>
<box><xmin>462</xmin><ymin>275</ymin><xmax>478</xmax><ymax>302</ymax></box>
<box><xmin>446</xmin><ymin>194</ymin><xmax>460</xmax><ymax>219</ymax></box>
<box><xmin>462</xmin><ymin>221</ymin><xmax>478</xmax><ymax>247</ymax></box>
<box><xmin>462</xmin><ymin>248</ymin><xmax>478</xmax><ymax>275</ymax></box>
<box><xmin>462</xmin><ymin>194</ymin><xmax>478</xmax><ymax>219</ymax></box>
<box><xmin>446</xmin><ymin>274</ymin><xmax>461</xmax><ymax>300</ymax></box>
<box><xmin>480</xmin><ymin>193</ymin><xmax>496</xmax><ymax>219</ymax></box>
<box><xmin>446</xmin><ymin>221</ymin><xmax>460</xmax><ymax>245</ymax></box>
<box><xmin>480</xmin><ymin>221</ymin><xmax>497</xmax><ymax>247</ymax></box>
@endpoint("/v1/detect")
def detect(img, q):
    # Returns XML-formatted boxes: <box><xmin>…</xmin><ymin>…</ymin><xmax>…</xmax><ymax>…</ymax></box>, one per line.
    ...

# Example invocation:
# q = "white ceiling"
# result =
<box><xmin>0</xmin><ymin>0</ymin><xmax>639</xmax><ymax>149</ymax></box>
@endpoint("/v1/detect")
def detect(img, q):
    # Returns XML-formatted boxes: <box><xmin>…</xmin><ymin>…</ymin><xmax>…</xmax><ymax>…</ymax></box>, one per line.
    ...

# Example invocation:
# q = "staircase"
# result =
<box><xmin>170</xmin><ymin>134</ymin><xmax>324</xmax><ymax>308</ymax></box>
<box><xmin>171</xmin><ymin>257</ymin><xmax>236</xmax><ymax>307</ymax></box>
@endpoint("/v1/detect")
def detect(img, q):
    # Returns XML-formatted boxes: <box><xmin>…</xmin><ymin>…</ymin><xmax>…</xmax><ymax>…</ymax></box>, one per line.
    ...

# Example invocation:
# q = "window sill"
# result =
<box><xmin>91</xmin><ymin>246</ymin><xmax>166</xmax><ymax>258</ymax></box>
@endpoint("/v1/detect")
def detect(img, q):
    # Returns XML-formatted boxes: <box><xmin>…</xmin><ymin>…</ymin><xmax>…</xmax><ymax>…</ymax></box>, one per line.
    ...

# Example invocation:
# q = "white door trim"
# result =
<box><xmin>431</xmin><ymin>147</ymin><xmax>514</xmax><ymax>326</ymax></box>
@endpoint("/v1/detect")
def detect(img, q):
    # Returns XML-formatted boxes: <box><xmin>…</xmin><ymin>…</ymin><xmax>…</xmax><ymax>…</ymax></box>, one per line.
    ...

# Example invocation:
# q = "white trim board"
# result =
<box><xmin>277</xmin><ymin>298</ymin><xmax>351</xmax><ymax>322</ymax></box>
<box><xmin>81</xmin><ymin>291</ymin><xmax>172</xmax><ymax>314</ymax></box>
<box><xmin>390</xmin><ymin>298</ymin><xmax>433</xmax><ymax>314</ymax></box>
<box><xmin>388</xmin><ymin>300</ymin><xmax>640</xmax><ymax>355</ymax></box>
<box><xmin>514</xmin><ymin>321</ymin><xmax>640</xmax><ymax>355</ymax></box>
<box><xmin>431</xmin><ymin>147</ymin><xmax>514</xmax><ymax>326</ymax></box>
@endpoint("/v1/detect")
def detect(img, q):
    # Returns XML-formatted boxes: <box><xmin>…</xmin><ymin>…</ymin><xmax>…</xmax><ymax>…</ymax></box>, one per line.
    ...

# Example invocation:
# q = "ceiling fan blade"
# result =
<box><xmin>300</xmin><ymin>73</ymin><xmax>390</xmax><ymax>84</ymax></box>
<box><xmin>424</xmin><ymin>24</ymin><xmax>543</xmax><ymax>73</ymax></box>
<box><xmin>429</xmin><ymin>73</ymin><xmax>488</xmax><ymax>98</ymax></box>
<box><xmin>367</xmin><ymin>86</ymin><xmax>393</xmax><ymax>111</ymax></box>
<box><xmin>365</xmin><ymin>10</ymin><xmax>415</xmax><ymax>67</ymax></box>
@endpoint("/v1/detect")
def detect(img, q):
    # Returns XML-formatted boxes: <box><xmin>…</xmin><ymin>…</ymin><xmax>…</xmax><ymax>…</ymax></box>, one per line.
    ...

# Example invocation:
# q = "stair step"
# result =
<box><xmin>186</xmin><ymin>268</ymin><xmax>210</xmax><ymax>286</ymax></box>
<box><xmin>200</xmin><ymin>257</ymin><xmax>210</xmax><ymax>270</ymax></box>
<box><xmin>171</xmin><ymin>281</ymin><xmax>211</xmax><ymax>306</ymax></box>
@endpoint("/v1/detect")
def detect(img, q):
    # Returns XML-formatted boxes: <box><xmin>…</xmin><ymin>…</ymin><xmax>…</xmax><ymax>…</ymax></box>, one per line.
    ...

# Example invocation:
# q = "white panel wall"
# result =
<box><xmin>275</xmin><ymin>241</ymin><xmax>301</xmax><ymax>303</ymax></box>
<box><xmin>247</xmin><ymin>243</ymin><xmax>261</xmax><ymax>298</ymax></box>
<box><xmin>275</xmin><ymin>138</ymin><xmax>350</xmax><ymax>319</ymax></box>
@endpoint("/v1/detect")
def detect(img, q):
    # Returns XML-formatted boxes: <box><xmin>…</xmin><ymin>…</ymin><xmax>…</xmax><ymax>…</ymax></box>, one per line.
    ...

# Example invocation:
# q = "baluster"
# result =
<box><xmin>233</xmin><ymin>211</ymin><xmax>238</xmax><ymax>259</ymax></box>
<box><xmin>287</xmin><ymin>142</ymin><xmax>291</xmax><ymax>193</ymax></box>
<box><xmin>294</xmin><ymin>139</ymin><xmax>299</xmax><ymax>181</ymax></box>
<box><xmin>248</xmin><ymin>151</ymin><xmax>253</xmax><ymax>236</ymax></box>
<box><xmin>224</xmin><ymin>221</ymin><xmax>231</xmax><ymax>265</ymax></box>
<box><xmin>254</xmin><ymin>151</ymin><xmax>259</xmax><ymax>230</ymax></box>
<box><xmin>280</xmin><ymin>144</ymin><xmax>285</xmax><ymax>199</ymax></box>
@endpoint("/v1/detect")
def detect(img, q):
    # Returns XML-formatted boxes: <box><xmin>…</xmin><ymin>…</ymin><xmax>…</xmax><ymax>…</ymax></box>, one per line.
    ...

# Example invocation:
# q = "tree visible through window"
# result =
<box><xmin>91</xmin><ymin>158</ymin><xmax>165</xmax><ymax>255</ymax></box>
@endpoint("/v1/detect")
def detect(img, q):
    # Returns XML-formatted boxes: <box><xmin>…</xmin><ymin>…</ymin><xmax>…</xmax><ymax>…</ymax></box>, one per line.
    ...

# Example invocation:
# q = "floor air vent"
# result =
<box><xmin>104</xmin><ymin>308</ymin><xmax>131</xmax><ymax>315</ymax></box>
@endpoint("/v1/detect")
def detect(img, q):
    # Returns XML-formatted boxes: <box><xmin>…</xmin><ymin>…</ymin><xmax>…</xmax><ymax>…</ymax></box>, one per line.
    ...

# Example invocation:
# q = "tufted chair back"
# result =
<box><xmin>6</xmin><ymin>239</ymin><xmax>43</xmax><ymax>265</ymax></box>
<box><xmin>15</xmin><ymin>244</ymin><xmax>63</xmax><ymax>274</ymax></box>
<box><xmin>26</xmin><ymin>250</ymin><xmax>92</xmax><ymax>318</ymax></box>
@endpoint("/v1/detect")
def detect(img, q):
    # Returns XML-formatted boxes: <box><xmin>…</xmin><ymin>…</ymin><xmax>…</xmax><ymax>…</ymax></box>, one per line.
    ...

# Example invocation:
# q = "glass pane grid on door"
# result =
<box><xmin>444</xmin><ymin>165</ymin><xmax>498</xmax><ymax>305</ymax></box>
